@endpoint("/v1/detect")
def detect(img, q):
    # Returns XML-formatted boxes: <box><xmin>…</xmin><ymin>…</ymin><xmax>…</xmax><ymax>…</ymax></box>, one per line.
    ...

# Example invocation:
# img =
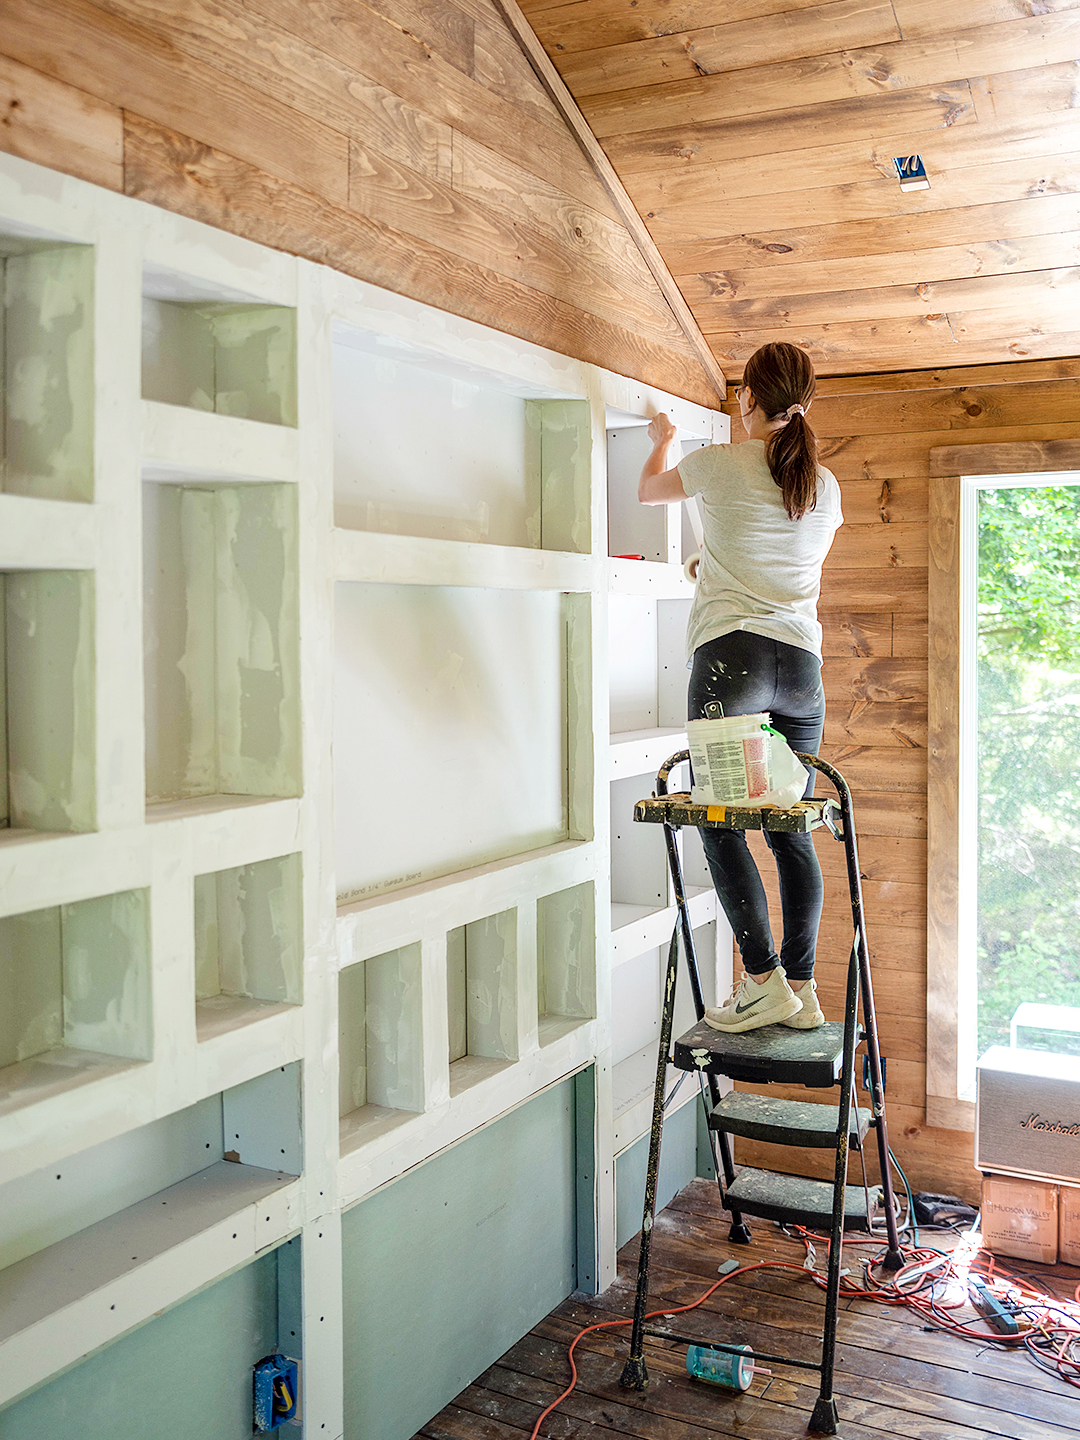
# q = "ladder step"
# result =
<box><xmin>710</xmin><ymin>1093</ymin><xmax>870</xmax><ymax>1150</ymax></box>
<box><xmin>724</xmin><ymin>1168</ymin><xmax>878</xmax><ymax>1231</ymax></box>
<box><xmin>673</xmin><ymin>1019</ymin><xmax>848</xmax><ymax>1087</ymax></box>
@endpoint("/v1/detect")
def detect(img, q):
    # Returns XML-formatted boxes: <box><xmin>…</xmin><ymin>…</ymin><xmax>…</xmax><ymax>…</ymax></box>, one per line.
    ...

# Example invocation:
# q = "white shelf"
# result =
<box><xmin>0</xmin><ymin>1161</ymin><xmax>298</xmax><ymax>1408</ymax></box>
<box><xmin>608</xmin><ymin>557</ymin><xmax>693</xmax><ymax>598</ymax></box>
<box><xmin>141</xmin><ymin>399</ymin><xmax>298</xmax><ymax>484</ymax></box>
<box><xmin>609</xmin><ymin>726</ymin><xmax>687</xmax><ymax>779</ymax></box>
<box><xmin>612</xmin><ymin>1042</ymin><xmax>699</xmax><ymax>1155</ymax></box>
<box><xmin>610</xmin><ymin>886</ymin><xmax>716</xmax><ymax>965</ymax></box>
<box><xmin>333</xmin><ymin>526</ymin><xmax>596</xmax><ymax>592</ymax></box>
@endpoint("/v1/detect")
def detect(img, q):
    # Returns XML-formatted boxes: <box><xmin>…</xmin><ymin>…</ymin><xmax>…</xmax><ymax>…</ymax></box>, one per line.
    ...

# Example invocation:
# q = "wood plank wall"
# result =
<box><xmin>734</xmin><ymin>356</ymin><xmax>1080</xmax><ymax>1204</ymax></box>
<box><xmin>0</xmin><ymin>0</ymin><xmax>716</xmax><ymax>405</ymax></box>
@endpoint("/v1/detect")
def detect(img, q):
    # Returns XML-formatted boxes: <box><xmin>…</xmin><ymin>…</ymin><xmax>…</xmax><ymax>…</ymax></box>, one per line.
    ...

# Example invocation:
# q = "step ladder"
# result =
<box><xmin>618</xmin><ymin>751</ymin><xmax>903</xmax><ymax>1436</ymax></box>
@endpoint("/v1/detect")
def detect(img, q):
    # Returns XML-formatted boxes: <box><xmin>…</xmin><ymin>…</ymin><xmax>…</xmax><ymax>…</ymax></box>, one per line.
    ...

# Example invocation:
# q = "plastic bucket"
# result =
<box><xmin>686</xmin><ymin>712</ymin><xmax>772</xmax><ymax>805</ymax></box>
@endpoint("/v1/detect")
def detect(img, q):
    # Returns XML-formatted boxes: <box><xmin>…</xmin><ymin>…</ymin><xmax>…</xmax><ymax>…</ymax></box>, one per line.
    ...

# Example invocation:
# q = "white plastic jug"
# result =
<box><xmin>687</xmin><ymin>712</ymin><xmax>809</xmax><ymax>809</ymax></box>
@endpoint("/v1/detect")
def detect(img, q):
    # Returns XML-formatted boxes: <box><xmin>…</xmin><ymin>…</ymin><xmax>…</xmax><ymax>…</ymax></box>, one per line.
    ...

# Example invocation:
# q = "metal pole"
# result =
<box><xmin>656</xmin><ymin>751</ymin><xmax>748</xmax><ymax>1242</ymax></box>
<box><xmin>619</xmin><ymin>927</ymin><xmax>681</xmax><ymax>1391</ymax></box>
<box><xmin>801</xmin><ymin>754</ymin><xmax>903</xmax><ymax>1271</ymax></box>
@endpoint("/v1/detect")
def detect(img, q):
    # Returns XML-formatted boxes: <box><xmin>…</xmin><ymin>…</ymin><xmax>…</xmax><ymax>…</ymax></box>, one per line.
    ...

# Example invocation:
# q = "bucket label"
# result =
<box><xmin>698</xmin><ymin>735</ymin><xmax>770</xmax><ymax>801</ymax></box>
<box><xmin>743</xmin><ymin>736</ymin><xmax>769</xmax><ymax>798</ymax></box>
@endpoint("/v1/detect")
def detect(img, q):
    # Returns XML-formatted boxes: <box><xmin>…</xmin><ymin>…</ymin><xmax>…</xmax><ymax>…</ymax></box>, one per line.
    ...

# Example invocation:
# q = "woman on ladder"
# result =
<box><xmin>638</xmin><ymin>342</ymin><xmax>843</xmax><ymax>1034</ymax></box>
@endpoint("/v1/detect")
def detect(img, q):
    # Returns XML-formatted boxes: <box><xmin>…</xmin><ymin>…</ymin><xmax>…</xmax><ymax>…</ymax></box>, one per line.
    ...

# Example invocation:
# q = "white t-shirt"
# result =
<box><xmin>677</xmin><ymin>439</ymin><xmax>843</xmax><ymax>662</ymax></box>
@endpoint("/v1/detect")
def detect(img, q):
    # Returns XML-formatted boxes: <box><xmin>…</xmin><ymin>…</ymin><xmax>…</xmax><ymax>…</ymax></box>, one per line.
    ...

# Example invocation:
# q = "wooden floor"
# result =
<box><xmin>415</xmin><ymin>1177</ymin><xmax>1080</xmax><ymax>1439</ymax></box>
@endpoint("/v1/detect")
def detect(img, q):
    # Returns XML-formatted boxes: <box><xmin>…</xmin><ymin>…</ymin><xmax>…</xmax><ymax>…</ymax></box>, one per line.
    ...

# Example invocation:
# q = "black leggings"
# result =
<box><xmin>687</xmin><ymin>631</ymin><xmax>825</xmax><ymax>982</ymax></box>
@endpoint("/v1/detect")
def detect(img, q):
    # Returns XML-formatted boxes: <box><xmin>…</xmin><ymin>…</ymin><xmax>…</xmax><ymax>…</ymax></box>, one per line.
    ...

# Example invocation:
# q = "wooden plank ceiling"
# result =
<box><xmin>515</xmin><ymin>0</ymin><xmax>1080</xmax><ymax>379</ymax></box>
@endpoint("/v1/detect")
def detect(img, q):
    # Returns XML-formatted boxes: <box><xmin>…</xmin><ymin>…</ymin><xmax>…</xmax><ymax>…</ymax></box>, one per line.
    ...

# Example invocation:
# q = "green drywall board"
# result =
<box><xmin>0</xmin><ymin>1252</ymin><xmax>278</xmax><ymax>1439</ymax></box>
<box><xmin>341</xmin><ymin>1077</ymin><xmax>578</xmax><ymax>1440</ymax></box>
<box><xmin>614</xmin><ymin>1096</ymin><xmax>701</xmax><ymax>1251</ymax></box>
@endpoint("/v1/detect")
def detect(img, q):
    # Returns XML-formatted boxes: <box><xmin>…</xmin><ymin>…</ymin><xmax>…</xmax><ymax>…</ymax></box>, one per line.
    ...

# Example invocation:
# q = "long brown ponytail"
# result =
<box><xmin>741</xmin><ymin>342</ymin><xmax>819</xmax><ymax>521</ymax></box>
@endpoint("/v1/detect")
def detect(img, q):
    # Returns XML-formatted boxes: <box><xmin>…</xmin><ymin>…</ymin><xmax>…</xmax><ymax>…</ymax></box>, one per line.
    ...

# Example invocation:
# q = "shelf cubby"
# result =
<box><xmin>0</xmin><ymin>1071</ymin><xmax>299</xmax><ymax>1410</ymax></box>
<box><xmin>141</xmin><ymin>266</ymin><xmax>296</xmax><ymax>427</ymax></box>
<box><xmin>2</xmin><ymin>567</ymin><xmax>95</xmax><ymax>833</ymax></box>
<box><xmin>447</xmin><ymin>908</ymin><xmax>518</xmax><ymax>1092</ymax></box>
<box><xmin>339</xmin><ymin>944</ymin><xmax>424</xmax><ymax>1153</ymax></box>
<box><xmin>194</xmin><ymin>851</ymin><xmax>303</xmax><ymax>1041</ymax></box>
<box><xmin>0</xmin><ymin>887</ymin><xmax>150</xmax><ymax>1114</ymax></box>
<box><xmin>537</xmin><ymin>881</ymin><xmax>595</xmax><ymax>1044</ymax></box>
<box><xmin>332</xmin><ymin>326</ymin><xmax>590</xmax><ymax>552</ymax></box>
<box><xmin>142</xmin><ymin>479</ymin><xmax>300</xmax><ymax>809</ymax></box>
<box><xmin>608</xmin><ymin>592</ymin><xmax>691</xmax><ymax>736</ymax></box>
<box><xmin>334</xmin><ymin>582</ymin><xmax>570</xmax><ymax>905</ymax></box>
<box><xmin>2</xmin><ymin>236</ymin><xmax>94</xmax><ymax>504</ymax></box>
<box><xmin>605</xmin><ymin>410</ymin><xmax>708</xmax><ymax>564</ymax></box>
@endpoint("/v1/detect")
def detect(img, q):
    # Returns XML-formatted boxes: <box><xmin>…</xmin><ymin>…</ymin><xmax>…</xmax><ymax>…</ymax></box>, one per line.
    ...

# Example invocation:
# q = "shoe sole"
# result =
<box><xmin>780</xmin><ymin>1012</ymin><xmax>826</xmax><ymax>1029</ymax></box>
<box><xmin>704</xmin><ymin>995</ymin><xmax>802</xmax><ymax>1033</ymax></box>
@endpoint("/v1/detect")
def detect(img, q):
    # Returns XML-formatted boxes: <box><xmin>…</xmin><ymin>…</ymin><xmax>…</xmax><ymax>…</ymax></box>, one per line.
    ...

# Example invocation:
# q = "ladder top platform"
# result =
<box><xmin>633</xmin><ymin>794</ymin><xmax>841</xmax><ymax>833</ymax></box>
<box><xmin>673</xmin><ymin>1018</ymin><xmax>849</xmax><ymax>1088</ymax></box>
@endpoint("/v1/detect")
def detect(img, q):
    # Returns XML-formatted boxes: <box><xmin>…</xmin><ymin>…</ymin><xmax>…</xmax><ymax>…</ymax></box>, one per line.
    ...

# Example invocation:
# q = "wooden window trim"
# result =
<box><xmin>926</xmin><ymin>440</ymin><xmax>1080</xmax><ymax>1132</ymax></box>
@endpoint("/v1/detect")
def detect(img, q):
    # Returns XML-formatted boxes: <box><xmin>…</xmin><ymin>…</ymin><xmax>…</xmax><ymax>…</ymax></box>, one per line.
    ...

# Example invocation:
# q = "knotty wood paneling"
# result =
<box><xmin>521</xmin><ymin>0</ymin><xmax>1080</xmax><ymax>377</ymax></box>
<box><xmin>0</xmin><ymin>0</ymin><xmax>717</xmax><ymax>403</ymax></box>
<box><xmin>727</xmin><ymin>359</ymin><xmax>1080</xmax><ymax>1198</ymax></box>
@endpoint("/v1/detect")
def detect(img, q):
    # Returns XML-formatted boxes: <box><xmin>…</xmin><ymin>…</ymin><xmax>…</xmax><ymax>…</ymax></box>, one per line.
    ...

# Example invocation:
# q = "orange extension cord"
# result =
<box><xmin>529</xmin><ymin>1229</ymin><xmax>1080</xmax><ymax>1439</ymax></box>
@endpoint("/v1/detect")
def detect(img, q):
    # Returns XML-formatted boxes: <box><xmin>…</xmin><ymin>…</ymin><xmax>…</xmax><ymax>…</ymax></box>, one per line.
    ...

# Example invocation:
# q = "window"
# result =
<box><xmin>927</xmin><ymin>442</ymin><xmax>1080</xmax><ymax>1130</ymax></box>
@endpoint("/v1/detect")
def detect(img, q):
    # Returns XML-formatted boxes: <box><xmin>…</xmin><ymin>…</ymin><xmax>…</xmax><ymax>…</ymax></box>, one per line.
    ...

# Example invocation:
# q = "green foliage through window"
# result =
<box><xmin>977</xmin><ymin>482</ymin><xmax>1080</xmax><ymax>1058</ymax></box>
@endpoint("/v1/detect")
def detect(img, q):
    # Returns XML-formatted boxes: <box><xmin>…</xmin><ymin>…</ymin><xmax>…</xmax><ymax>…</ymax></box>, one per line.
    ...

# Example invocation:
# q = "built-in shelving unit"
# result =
<box><xmin>0</xmin><ymin>151</ymin><xmax>731</xmax><ymax>1438</ymax></box>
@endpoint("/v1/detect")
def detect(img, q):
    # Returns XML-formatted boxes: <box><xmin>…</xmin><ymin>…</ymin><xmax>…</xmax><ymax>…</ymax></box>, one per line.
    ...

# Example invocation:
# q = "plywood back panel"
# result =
<box><xmin>520</xmin><ymin>0</ymin><xmax>1080</xmax><ymax>377</ymax></box>
<box><xmin>0</xmin><ymin>0</ymin><xmax>717</xmax><ymax>405</ymax></box>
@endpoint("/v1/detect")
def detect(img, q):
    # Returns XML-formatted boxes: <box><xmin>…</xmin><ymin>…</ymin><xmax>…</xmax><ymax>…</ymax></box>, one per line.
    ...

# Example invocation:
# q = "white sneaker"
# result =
<box><xmin>704</xmin><ymin>966</ymin><xmax>802</xmax><ymax>1033</ymax></box>
<box><xmin>782</xmin><ymin>976</ymin><xmax>826</xmax><ymax>1029</ymax></box>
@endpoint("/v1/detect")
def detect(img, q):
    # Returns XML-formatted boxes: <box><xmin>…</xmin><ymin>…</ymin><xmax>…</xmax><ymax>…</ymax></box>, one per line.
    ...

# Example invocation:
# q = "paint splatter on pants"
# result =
<box><xmin>687</xmin><ymin>630</ymin><xmax>825</xmax><ymax>982</ymax></box>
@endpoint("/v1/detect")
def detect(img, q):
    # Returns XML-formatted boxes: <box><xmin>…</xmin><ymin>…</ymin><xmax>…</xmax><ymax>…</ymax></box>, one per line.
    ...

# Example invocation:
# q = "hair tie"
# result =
<box><xmin>783</xmin><ymin>404</ymin><xmax>805</xmax><ymax>423</ymax></box>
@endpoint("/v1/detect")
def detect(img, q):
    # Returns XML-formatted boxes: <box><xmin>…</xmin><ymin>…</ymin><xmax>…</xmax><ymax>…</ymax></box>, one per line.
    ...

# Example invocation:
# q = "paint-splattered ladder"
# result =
<box><xmin>618</xmin><ymin>753</ymin><xmax>902</xmax><ymax>1437</ymax></box>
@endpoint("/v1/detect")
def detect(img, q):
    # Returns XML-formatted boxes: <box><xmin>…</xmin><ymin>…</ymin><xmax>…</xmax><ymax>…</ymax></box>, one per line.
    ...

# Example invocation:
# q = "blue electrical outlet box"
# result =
<box><xmin>253</xmin><ymin>1354</ymin><xmax>299</xmax><ymax>1431</ymax></box>
<box><xmin>893</xmin><ymin>154</ymin><xmax>930</xmax><ymax>191</ymax></box>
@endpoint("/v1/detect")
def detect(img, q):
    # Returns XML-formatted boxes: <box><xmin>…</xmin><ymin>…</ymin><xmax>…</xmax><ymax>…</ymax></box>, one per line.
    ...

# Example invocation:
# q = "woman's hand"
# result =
<box><xmin>648</xmin><ymin>413</ymin><xmax>678</xmax><ymax>449</ymax></box>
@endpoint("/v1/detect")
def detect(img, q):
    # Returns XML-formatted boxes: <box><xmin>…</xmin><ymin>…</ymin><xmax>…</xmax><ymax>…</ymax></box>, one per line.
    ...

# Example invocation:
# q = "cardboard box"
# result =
<box><xmin>981</xmin><ymin>1174</ymin><xmax>1058</xmax><ymax>1264</ymax></box>
<box><xmin>1058</xmin><ymin>1184</ymin><xmax>1080</xmax><ymax>1267</ymax></box>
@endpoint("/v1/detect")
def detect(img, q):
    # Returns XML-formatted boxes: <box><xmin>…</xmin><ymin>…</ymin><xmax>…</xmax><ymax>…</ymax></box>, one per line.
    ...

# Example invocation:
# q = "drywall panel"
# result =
<box><xmin>3</xmin><ymin>245</ymin><xmax>94</xmax><ymax>503</ymax></box>
<box><xmin>0</xmin><ymin>888</ymin><xmax>150</xmax><ymax>1074</ymax></box>
<box><xmin>341</xmin><ymin>1078</ymin><xmax>577</xmax><ymax>1440</ymax></box>
<box><xmin>338</xmin><ymin>961</ymin><xmax>367</xmax><ymax>1116</ymax></box>
<box><xmin>531</xmin><ymin>399</ymin><xmax>591</xmax><ymax>554</ymax></box>
<box><xmin>0</xmin><ymin>1096</ymin><xmax>222</xmax><ymax>1270</ymax></box>
<box><xmin>4</xmin><ymin>568</ymin><xmax>95</xmax><ymax>831</ymax></box>
<box><xmin>0</xmin><ymin>905</ymin><xmax>62</xmax><ymax>1068</ymax></box>
<box><xmin>446</xmin><ymin>909</ymin><xmax>518</xmax><ymax>1064</ymax></box>
<box><xmin>612</xmin><ymin>946</ymin><xmax>662</xmax><ymax>1067</ymax></box>
<box><xmin>334</xmin><ymin>583</ymin><xmax>568</xmax><ymax>903</ymax></box>
<box><xmin>142</xmin><ymin>299</ymin><xmax>297</xmax><ymax>426</ymax></box>
<box><xmin>609</xmin><ymin>594</ymin><xmax>658</xmax><ymax>732</ymax></box>
<box><xmin>194</xmin><ymin>852</ymin><xmax>303</xmax><ymax>1006</ymax></box>
<box><xmin>61</xmin><ymin>888</ymin><xmax>151</xmax><ymax>1060</ymax></box>
<box><xmin>614</xmin><ymin>1094</ymin><xmax>701</xmax><ymax>1250</ymax></box>
<box><xmin>222</xmin><ymin>1062</ymin><xmax>302</xmax><ymax>1175</ymax></box>
<box><xmin>333</xmin><ymin>343</ymin><xmax>536</xmax><ymax>546</ymax></box>
<box><xmin>610</xmin><ymin>775</ymin><xmax>668</xmax><ymax>909</ymax></box>
<box><xmin>0</xmin><ymin>1250</ymin><xmax>279</xmax><ymax>1439</ymax></box>
<box><xmin>143</xmin><ymin>481</ymin><xmax>300</xmax><ymax>803</ymax></box>
<box><xmin>537</xmin><ymin>882</ymin><xmax>595</xmax><ymax>1024</ymax></box>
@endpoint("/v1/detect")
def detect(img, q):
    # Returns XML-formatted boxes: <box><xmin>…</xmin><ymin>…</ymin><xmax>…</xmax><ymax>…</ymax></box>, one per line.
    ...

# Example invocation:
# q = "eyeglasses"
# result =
<box><xmin>733</xmin><ymin>384</ymin><xmax>747</xmax><ymax>401</ymax></box>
